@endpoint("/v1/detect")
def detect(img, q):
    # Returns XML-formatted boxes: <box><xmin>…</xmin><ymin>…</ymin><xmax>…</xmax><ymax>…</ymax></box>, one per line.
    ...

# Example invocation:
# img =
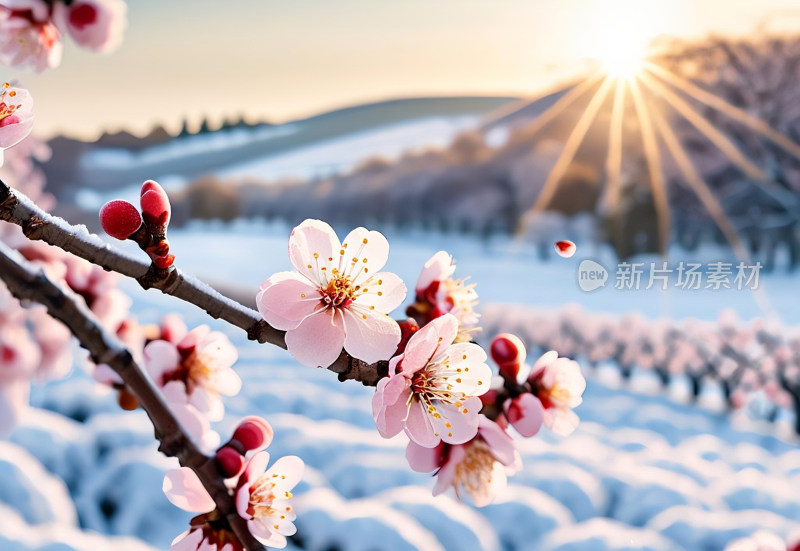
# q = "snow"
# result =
<box><xmin>3</xmin><ymin>220</ymin><xmax>800</xmax><ymax>550</ymax></box>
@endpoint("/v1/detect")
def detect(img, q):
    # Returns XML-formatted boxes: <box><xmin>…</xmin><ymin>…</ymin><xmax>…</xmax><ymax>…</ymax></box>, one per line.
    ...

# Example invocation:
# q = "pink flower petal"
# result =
<box><xmin>342</xmin><ymin>308</ymin><xmax>401</xmax><ymax>364</ymax></box>
<box><xmin>354</xmin><ymin>271</ymin><xmax>407</xmax><ymax>313</ymax></box>
<box><xmin>372</xmin><ymin>377</ymin><xmax>410</xmax><ymax>438</ymax></box>
<box><xmin>143</xmin><ymin>340</ymin><xmax>180</xmax><ymax>384</ymax></box>
<box><xmin>256</xmin><ymin>271</ymin><xmax>321</xmax><ymax>331</ymax></box>
<box><xmin>432</xmin><ymin>445</ymin><xmax>465</xmax><ymax>496</ymax></box>
<box><xmin>477</xmin><ymin>415</ymin><xmax>518</xmax><ymax>466</ymax></box>
<box><xmin>404</xmin><ymin>398</ymin><xmax>440</xmax><ymax>448</ymax></box>
<box><xmin>503</xmin><ymin>393</ymin><xmax>544</xmax><ymax>438</ymax></box>
<box><xmin>264</xmin><ymin>455</ymin><xmax>305</xmax><ymax>491</ymax></box>
<box><xmin>339</xmin><ymin>227</ymin><xmax>390</xmax><ymax>283</ymax></box>
<box><xmin>248</xmin><ymin>519</ymin><xmax>287</xmax><ymax>548</ymax></box>
<box><xmin>402</xmin><ymin>314</ymin><xmax>457</xmax><ymax>373</ymax></box>
<box><xmin>288</xmin><ymin>219</ymin><xmax>339</xmax><ymax>285</ymax></box>
<box><xmin>285</xmin><ymin>310</ymin><xmax>346</xmax><ymax>367</ymax></box>
<box><xmin>163</xmin><ymin>467</ymin><xmax>215</xmax><ymax>513</ymax></box>
<box><xmin>170</xmin><ymin>528</ymin><xmax>203</xmax><ymax>551</ymax></box>
<box><xmin>406</xmin><ymin>440</ymin><xmax>444</xmax><ymax>473</ymax></box>
<box><xmin>415</xmin><ymin>251</ymin><xmax>455</xmax><ymax>294</ymax></box>
<box><xmin>436</xmin><ymin>397</ymin><xmax>481</xmax><ymax>445</ymax></box>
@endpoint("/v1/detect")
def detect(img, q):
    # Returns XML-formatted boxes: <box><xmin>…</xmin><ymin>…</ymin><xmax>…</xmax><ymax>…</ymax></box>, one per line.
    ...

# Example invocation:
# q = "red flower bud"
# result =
<box><xmin>99</xmin><ymin>200</ymin><xmax>142</xmax><ymax>240</ymax></box>
<box><xmin>140</xmin><ymin>180</ymin><xmax>171</xmax><ymax>230</ymax></box>
<box><xmin>153</xmin><ymin>254</ymin><xmax>175</xmax><ymax>270</ymax></box>
<box><xmin>232</xmin><ymin>416</ymin><xmax>274</xmax><ymax>452</ymax></box>
<box><xmin>491</xmin><ymin>333</ymin><xmax>526</xmax><ymax>380</ymax></box>
<box><xmin>215</xmin><ymin>445</ymin><xmax>245</xmax><ymax>478</ymax></box>
<box><xmin>394</xmin><ymin>318</ymin><xmax>420</xmax><ymax>356</ymax></box>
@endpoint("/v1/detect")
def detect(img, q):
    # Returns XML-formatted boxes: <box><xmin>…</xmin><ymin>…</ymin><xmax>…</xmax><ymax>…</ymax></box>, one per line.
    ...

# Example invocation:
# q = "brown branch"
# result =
<box><xmin>0</xmin><ymin>179</ymin><xmax>387</xmax><ymax>386</ymax></box>
<box><xmin>0</xmin><ymin>241</ymin><xmax>264</xmax><ymax>550</ymax></box>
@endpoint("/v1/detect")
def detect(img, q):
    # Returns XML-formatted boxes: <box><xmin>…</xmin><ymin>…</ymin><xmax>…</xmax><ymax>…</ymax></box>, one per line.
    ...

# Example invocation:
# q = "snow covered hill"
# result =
<box><xmin>1</xmin><ymin>222</ymin><xmax>799</xmax><ymax>551</ymax></box>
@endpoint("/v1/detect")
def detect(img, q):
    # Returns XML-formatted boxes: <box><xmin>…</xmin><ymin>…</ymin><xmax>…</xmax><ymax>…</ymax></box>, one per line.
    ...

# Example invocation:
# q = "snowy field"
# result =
<box><xmin>2</xmin><ymin>221</ymin><xmax>800</xmax><ymax>551</ymax></box>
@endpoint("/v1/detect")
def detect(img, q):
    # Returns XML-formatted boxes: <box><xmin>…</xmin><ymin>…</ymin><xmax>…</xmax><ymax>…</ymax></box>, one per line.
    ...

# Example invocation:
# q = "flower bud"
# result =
<box><xmin>153</xmin><ymin>254</ymin><xmax>175</xmax><ymax>270</ymax></box>
<box><xmin>503</xmin><ymin>393</ymin><xmax>544</xmax><ymax>437</ymax></box>
<box><xmin>491</xmin><ymin>333</ymin><xmax>526</xmax><ymax>380</ymax></box>
<box><xmin>554</xmin><ymin>240</ymin><xmax>576</xmax><ymax>258</ymax></box>
<box><xmin>232</xmin><ymin>416</ymin><xmax>274</xmax><ymax>452</ymax></box>
<box><xmin>215</xmin><ymin>445</ymin><xmax>245</xmax><ymax>478</ymax></box>
<box><xmin>99</xmin><ymin>200</ymin><xmax>142</xmax><ymax>240</ymax></box>
<box><xmin>140</xmin><ymin>180</ymin><xmax>171</xmax><ymax>230</ymax></box>
<box><xmin>394</xmin><ymin>318</ymin><xmax>420</xmax><ymax>356</ymax></box>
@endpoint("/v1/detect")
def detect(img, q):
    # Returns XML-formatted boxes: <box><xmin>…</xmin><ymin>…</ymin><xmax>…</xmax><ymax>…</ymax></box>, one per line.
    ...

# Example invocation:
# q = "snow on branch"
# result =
<box><xmin>0</xmin><ymin>178</ymin><xmax>387</xmax><ymax>386</ymax></box>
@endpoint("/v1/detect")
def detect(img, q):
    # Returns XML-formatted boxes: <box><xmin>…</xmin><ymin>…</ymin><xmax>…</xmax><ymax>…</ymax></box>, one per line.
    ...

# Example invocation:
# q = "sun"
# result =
<box><xmin>574</xmin><ymin>1</ymin><xmax>661</xmax><ymax>81</ymax></box>
<box><xmin>595</xmin><ymin>35</ymin><xmax>648</xmax><ymax>80</ymax></box>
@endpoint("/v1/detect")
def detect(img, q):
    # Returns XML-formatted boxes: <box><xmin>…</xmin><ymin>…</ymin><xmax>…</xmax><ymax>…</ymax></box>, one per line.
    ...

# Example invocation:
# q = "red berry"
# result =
<box><xmin>233</xmin><ymin>416</ymin><xmax>274</xmax><ymax>452</ymax></box>
<box><xmin>99</xmin><ymin>200</ymin><xmax>142</xmax><ymax>240</ymax></box>
<box><xmin>140</xmin><ymin>180</ymin><xmax>171</xmax><ymax>229</ymax></box>
<box><xmin>215</xmin><ymin>446</ymin><xmax>245</xmax><ymax>478</ymax></box>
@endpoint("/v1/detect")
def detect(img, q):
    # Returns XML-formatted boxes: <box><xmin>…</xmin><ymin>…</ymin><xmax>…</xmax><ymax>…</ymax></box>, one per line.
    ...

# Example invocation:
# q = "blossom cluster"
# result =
<box><xmin>0</xmin><ymin>0</ymin><xmax>126</xmax><ymax>72</ymax></box>
<box><xmin>256</xmin><ymin>220</ymin><xmax>586</xmax><ymax>507</ymax></box>
<box><xmin>164</xmin><ymin>416</ymin><xmax>304</xmax><ymax>550</ymax></box>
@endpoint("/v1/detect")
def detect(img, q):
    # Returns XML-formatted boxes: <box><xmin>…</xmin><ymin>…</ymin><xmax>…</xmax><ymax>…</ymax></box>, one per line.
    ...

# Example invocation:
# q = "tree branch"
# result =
<box><xmin>0</xmin><ymin>241</ymin><xmax>264</xmax><ymax>551</ymax></box>
<box><xmin>0</xmin><ymin>179</ymin><xmax>387</xmax><ymax>386</ymax></box>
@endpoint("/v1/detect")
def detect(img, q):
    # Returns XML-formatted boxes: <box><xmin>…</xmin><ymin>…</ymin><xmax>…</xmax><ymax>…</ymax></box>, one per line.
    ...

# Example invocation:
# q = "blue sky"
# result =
<box><xmin>2</xmin><ymin>0</ymin><xmax>800</xmax><ymax>139</ymax></box>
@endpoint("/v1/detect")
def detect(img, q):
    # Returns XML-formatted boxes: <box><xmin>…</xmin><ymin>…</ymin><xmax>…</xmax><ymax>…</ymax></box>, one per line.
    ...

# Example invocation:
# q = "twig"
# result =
<box><xmin>0</xmin><ymin>241</ymin><xmax>264</xmax><ymax>551</ymax></box>
<box><xmin>0</xmin><ymin>179</ymin><xmax>387</xmax><ymax>386</ymax></box>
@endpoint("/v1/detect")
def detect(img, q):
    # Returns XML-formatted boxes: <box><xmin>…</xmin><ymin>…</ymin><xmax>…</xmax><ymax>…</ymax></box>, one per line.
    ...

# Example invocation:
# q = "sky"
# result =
<box><xmin>3</xmin><ymin>0</ymin><xmax>800</xmax><ymax>140</ymax></box>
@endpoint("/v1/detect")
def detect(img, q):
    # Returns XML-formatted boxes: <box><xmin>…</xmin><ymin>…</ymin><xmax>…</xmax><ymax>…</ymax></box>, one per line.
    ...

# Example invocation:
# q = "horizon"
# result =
<box><xmin>1</xmin><ymin>0</ymin><xmax>800</xmax><ymax>140</ymax></box>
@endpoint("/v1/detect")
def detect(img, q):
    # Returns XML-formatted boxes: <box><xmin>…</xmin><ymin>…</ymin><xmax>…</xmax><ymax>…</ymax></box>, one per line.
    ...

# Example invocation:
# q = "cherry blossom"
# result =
<box><xmin>257</xmin><ymin>219</ymin><xmax>406</xmax><ymax>367</ymax></box>
<box><xmin>235</xmin><ymin>451</ymin><xmax>304</xmax><ymax>548</ymax></box>
<box><xmin>407</xmin><ymin>250</ymin><xmax>479</xmax><ymax>342</ymax></box>
<box><xmin>144</xmin><ymin>325</ymin><xmax>241</xmax><ymax>421</ymax></box>
<box><xmin>372</xmin><ymin>313</ymin><xmax>491</xmax><ymax>447</ymax></box>
<box><xmin>0</xmin><ymin>3</ymin><xmax>62</xmax><ymax>72</ymax></box>
<box><xmin>52</xmin><ymin>0</ymin><xmax>126</xmax><ymax>53</ymax></box>
<box><xmin>527</xmin><ymin>350</ymin><xmax>586</xmax><ymax>436</ymax></box>
<box><xmin>0</xmin><ymin>82</ymin><xmax>34</xmax><ymax>166</ymax></box>
<box><xmin>406</xmin><ymin>415</ymin><xmax>520</xmax><ymax>506</ymax></box>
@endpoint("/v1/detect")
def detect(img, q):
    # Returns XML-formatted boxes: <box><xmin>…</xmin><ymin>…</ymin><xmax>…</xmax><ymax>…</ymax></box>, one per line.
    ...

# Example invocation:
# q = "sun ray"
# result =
<box><xmin>605</xmin><ymin>79</ymin><xmax>627</xmax><ymax>247</ymax></box>
<box><xmin>643</xmin><ymin>61</ymin><xmax>800</xmax><ymax>160</ymax></box>
<box><xmin>478</xmin><ymin>74</ymin><xmax>600</xmax><ymax>132</ymax></box>
<box><xmin>491</xmin><ymin>74</ymin><xmax>606</xmax><ymax>163</ymax></box>
<box><xmin>637</xmin><ymin>71</ymin><xmax>768</xmax><ymax>182</ymax></box>
<box><xmin>629</xmin><ymin>76</ymin><xmax>670</xmax><ymax>254</ymax></box>
<box><xmin>528</xmin><ymin>77</ymin><xmax>614</xmax><ymax>215</ymax></box>
<box><xmin>649</xmin><ymin>103</ymin><xmax>775</xmax><ymax>316</ymax></box>
<box><xmin>648</xmin><ymin>102</ymin><xmax>747</xmax><ymax>257</ymax></box>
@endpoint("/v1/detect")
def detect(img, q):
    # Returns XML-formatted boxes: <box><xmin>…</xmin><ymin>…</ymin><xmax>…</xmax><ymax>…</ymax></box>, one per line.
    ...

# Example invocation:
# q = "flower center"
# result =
<box><xmin>161</xmin><ymin>348</ymin><xmax>211</xmax><ymax>390</ymax></box>
<box><xmin>0</xmin><ymin>83</ymin><xmax>21</xmax><ymax>125</ymax></box>
<box><xmin>454</xmin><ymin>440</ymin><xmax>495</xmax><ymax>495</ymax></box>
<box><xmin>321</xmin><ymin>274</ymin><xmax>355</xmax><ymax>308</ymax></box>
<box><xmin>249</xmin><ymin>475</ymin><xmax>294</xmax><ymax>520</ymax></box>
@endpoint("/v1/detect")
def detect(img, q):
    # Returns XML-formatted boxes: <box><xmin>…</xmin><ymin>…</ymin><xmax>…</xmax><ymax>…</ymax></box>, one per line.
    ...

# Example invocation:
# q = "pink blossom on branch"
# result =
<box><xmin>406</xmin><ymin>415</ymin><xmax>521</xmax><ymax>506</ymax></box>
<box><xmin>0</xmin><ymin>82</ymin><xmax>34</xmax><ymax>166</ymax></box>
<box><xmin>257</xmin><ymin>219</ymin><xmax>406</xmax><ymax>367</ymax></box>
<box><xmin>0</xmin><ymin>3</ymin><xmax>61</xmax><ymax>72</ymax></box>
<box><xmin>527</xmin><ymin>350</ymin><xmax>586</xmax><ymax>436</ymax></box>
<box><xmin>143</xmin><ymin>325</ymin><xmax>241</xmax><ymax>421</ymax></box>
<box><xmin>407</xmin><ymin>250</ymin><xmax>479</xmax><ymax>342</ymax></box>
<box><xmin>372</xmin><ymin>313</ymin><xmax>491</xmax><ymax>447</ymax></box>
<box><xmin>163</xmin><ymin>418</ymin><xmax>304</xmax><ymax>550</ymax></box>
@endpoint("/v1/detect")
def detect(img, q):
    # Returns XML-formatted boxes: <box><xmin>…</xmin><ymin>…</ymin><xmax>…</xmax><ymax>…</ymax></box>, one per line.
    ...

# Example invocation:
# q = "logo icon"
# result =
<box><xmin>577</xmin><ymin>259</ymin><xmax>608</xmax><ymax>292</ymax></box>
